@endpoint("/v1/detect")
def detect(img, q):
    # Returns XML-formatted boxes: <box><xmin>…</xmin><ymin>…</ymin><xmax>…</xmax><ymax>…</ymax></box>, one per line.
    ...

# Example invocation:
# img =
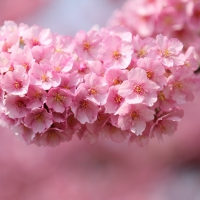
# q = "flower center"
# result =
<box><xmin>83</xmin><ymin>41</ymin><xmax>91</xmax><ymax>51</ymax></box>
<box><xmin>35</xmin><ymin>113</ymin><xmax>44</xmax><ymax>122</ymax></box>
<box><xmin>89</xmin><ymin>88</ymin><xmax>97</xmax><ymax>95</ymax></box>
<box><xmin>55</xmin><ymin>66</ymin><xmax>61</xmax><ymax>72</ymax></box>
<box><xmin>41</xmin><ymin>74</ymin><xmax>49</xmax><ymax>82</ymax></box>
<box><xmin>158</xmin><ymin>92</ymin><xmax>165</xmax><ymax>101</ymax></box>
<box><xmin>13</xmin><ymin>81</ymin><xmax>22</xmax><ymax>89</ymax></box>
<box><xmin>131</xmin><ymin>110</ymin><xmax>139</xmax><ymax>120</ymax></box>
<box><xmin>32</xmin><ymin>39</ymin><xmax>40</xmax><ymax>46</ymax></box>
<box><xmin>16</xmin><ymin>100</ymin><xmax>25</xmax><ymax>108</ymax></box>
<box><xmin>173</xmin><ymin>81</ymin><xmax>183</xmax><ymax>90</ymax></box>
<box><xmin>113</xmin><ymin>51</ymin><xmax>121</xmax><ymax>60</ymax></box>
<box><xmin>114</xmin><ymin>94</ymin><xmax>123</xmax><ymax>104</ymax></box>
<box><xmin>80</xmin><ymin>100</ymin><xmax>88</xmax><ymax>109</ymax></box>
<box><xmin>138</xmin><ymin>49</ymin><xmax>147</xmax><ymax>58</ymax></box>
<box><xmin>146</xmin><ymin>71</ymin><xmax>154</xmax><ymax>79</ymax></box>
<box><xmin>113</xmin><ymin>78</ymin><xmax>122</xmax><ymax>85</ymax></box>
<box><xmin>162</xmin><ymin>49</ymin><xmax>171</xmax><ymax>58</ymax></box>
<box><xmin>54</xmin><ymin>93</ymin><xmax>64</xmax><ymax>103</ymax></box>
<box><xmin>134</xmin><ymin>85</ymin><xmax>145</xmax><ymax>95</ymax></box>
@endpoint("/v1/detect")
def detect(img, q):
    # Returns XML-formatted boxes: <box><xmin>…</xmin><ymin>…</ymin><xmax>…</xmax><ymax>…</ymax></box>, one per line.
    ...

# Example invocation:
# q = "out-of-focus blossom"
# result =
<box><xmin>108</xmin><ymin>0</ymin><xmax>200</xmax><ymax>62</ymax></box>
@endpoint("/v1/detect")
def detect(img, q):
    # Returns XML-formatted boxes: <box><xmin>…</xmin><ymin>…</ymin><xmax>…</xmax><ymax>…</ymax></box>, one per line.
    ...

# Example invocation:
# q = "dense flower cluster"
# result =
<box><xmin>108</xmin><ymin>0</ymin><xmax>200</xmax><ymax>62</ymax></box>
<box><xmin>0</xmin><ymin>21</ymin><xmax>199</xmax><ymax>147</ymax></box>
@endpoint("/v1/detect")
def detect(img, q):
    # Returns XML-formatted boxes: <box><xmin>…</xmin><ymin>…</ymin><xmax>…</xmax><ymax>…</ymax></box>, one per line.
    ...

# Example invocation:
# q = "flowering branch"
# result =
<box><xmin>0</xmin><ymin>21</ymin><xmax>199</xmax><ymax>147</ymax></box>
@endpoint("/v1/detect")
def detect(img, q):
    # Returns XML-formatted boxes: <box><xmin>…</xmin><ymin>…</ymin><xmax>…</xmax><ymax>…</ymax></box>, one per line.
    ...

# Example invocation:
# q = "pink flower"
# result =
<box><xmin>179</xmin><ymin>46</ymin><xmax>198</xmax><ymax>71</ymax></box>
<box><xmin>33</xmin><ymin>128</ymin><xmax>72</xmax><ymax>147</ymax></box>
<box><xmin>4</xmin><ymin>94</ymin><xmax>29</xmax><ymax>119</ymax></box>
<box><xmin>118</xmin><ymin>68</ymin><xmax>160</xmax><ymax>106</ymax></box>
<box><xmin>167</xmin><ymin>68</ymin><xmax>196</xmax><ymax>104</ymax></box>
<box><xmin>105</xmin><ymin>67</ymin><xmax>127</xmax><ymax>86</ymax></box>
<box><xmin>99</xmin><ymin>35</ymin><xmax>133</xmax><ymax>69</ymax></box>
<box><xmin>29</xmin><ymin>62</ymin><xmax>60</xmax><ymax>90</ymax></box>
<box><xmin>154</xmin><ymin>34</ymin><xmax>184</xmax><ymax>67</ymax></box>
<box><xmin>104</xmin><ymin>85</ymin><xmax>125</xmax><ymax>114</ymax></box>
<box><xmin>46</xmin><ymin>88</ymin><xmax>72</xmax><ymax>113</ymax></box>
<box><xmin>75</xmin><ymin>30</ymin><xmax>101</xmax><ymax>60</ymax></box>
<box><xmin>100</xmin><ymin>25</ymin><xmax>133</xmax><ymax>43</ymax></box>
<box><xmin>26</xmin><ymin>85</ymin><xmax>47</xmax><ymax>109</ymax></box>
<box><xmin>11</xmin><ymin>46</ymin><xmax>35</xmax><ymax>72</ymax></box>
<box><xmin>71</xmin><ymin>89</ymin><xmax>99</xmax><ymax>124</ymax></box>
<box><xmin>150</xmin><ymin>107</ymin><xmax>184</xmax><ymax>141</ymax></box>
<box><xmin>137</xmin><ymin>57</ymin><xmax>167</xmax><ymax>88</ymax></box>
<box><xmin>79</xmin><ymin>72</ymin><xmax>109</xmax><ymax>105</ymax></box>
<box><xmin>117</xmin><ymin>103</ymin><xmax>154</xmax><ymax>136</ymax></box>
<box><xmin>23</xmin><ymin>25</ymin><xmax>52</xmax><ymax>47</ymax></box>
<box><xmin>154</xmin><ymin>87</ymin><xmax>176</xmax><ymax>112</ymax></box>
<box><xmin>155</xmin><ymin>6</ymin><xmax>185</xmax><ymax>35</ymax></box>
<box><xmin>52</xmin><ymin>34</ymin><xmax>75</xmax><ymax>55</ymax></box>
<box><xmin>100</xmin><ymin>121</ymin><xmax>129</xmax><ymax>142</ymax></box>
<box><xmin>24</xmin><ymin>108</ymin><xmax>52</xmax><ymax>133</ymax></box>
<box><xmin>50</xmin><ymin>53</ymin><xmax>73</xmax><ymax>74</ymax></box>
<box><xmin>12</xmin><ymin>122</ymin><xmax>34</xmax><ymax>145</ymax></box>
<box><xmin>86</xmin><ymin>111</ymin><xmax>109</xmax><ymax>135</ymax></box>
<box><xmin>1</xmin><ymin>65</ymin><xmax>29</xmax><ymax>95</ymax></box>
<box><xmin>0</xmin><ymin>52</ymin><xmax>11</xmax><ymax>73</ymax></box>
<box><xmin>31</xmin><ymin>46</ymin><xmax>53</xmax><ymax>63</ymax></box>
<box><xmin>132</xmin><ymin>35</ymin><xmax>155</xmax><ymax>59</ymax></box>
<box><xmin>59</xmin><ymin>73</ymin><xmax>80</xmax><ymax>95</ymax></box>
<box><xmin>129</xmin><ymin>123</ymin><xmax>151</xmax><ymax>146</ymax></box>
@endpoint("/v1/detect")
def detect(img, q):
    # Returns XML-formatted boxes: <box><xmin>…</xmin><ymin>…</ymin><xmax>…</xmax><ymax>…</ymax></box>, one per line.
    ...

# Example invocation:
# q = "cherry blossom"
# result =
<box><xmin>117</xmin><ymin>103</ymin><xmax>154</xmax><ymax>135</ymax></box>
<box><xmin>75</xmin><ymin>30</ymin><xmax>101</xmax><ymax>60</ymax></box>
<box><xmin>4</xmin><ymin>94</ymin><xmax>29</xmax><ymax>119</ymax></box>
<box><xmin>1</xmin><ymin>65</ymin><xmax>29</xmax><ymax>95</ymax></box>
<box><xmin>0</xmin><ymin>21</ymin><xmax>198</xmax><ymax>146</ymax></box>
<box><xmin>99</xmin><ymin>35</ymin><xmax>133</xmax><ymax>69</ymax></box>
<box><xmin>24</xmin><ymin>108</ymin><xmax>52</xmax><ymax>133</ymax></box>
<box><xmin>46</xmin><ymin>88</ymin><xmax>72</xmax><ymax>113</ymax></box>
<box><xmin>118</xmin><ymin>68</ymin><xmax>160</xmax><ymax>106</ymax></box>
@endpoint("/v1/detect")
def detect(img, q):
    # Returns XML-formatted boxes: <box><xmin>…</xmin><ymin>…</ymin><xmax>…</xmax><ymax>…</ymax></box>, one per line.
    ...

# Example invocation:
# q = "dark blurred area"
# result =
<box><xmin>0</xmin><ymin>0</ymin><xmax>200</xmax><ymax>199</ymax></box>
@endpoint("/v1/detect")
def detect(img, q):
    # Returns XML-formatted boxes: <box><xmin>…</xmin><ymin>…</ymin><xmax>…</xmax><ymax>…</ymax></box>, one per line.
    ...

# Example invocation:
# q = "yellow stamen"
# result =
<box><xmin>80</xmin><ymin>100</ymin><xmax>88</xmax><ymax>109</ymax></box>
<box><xmin>41</xmin><ymin>74</ymin><xmax>49</xmax><ymax>82</ymax></box>
<box><xmin>113</xmin><ymin>78</ymin><xmax>122</xmax><ymax>85</ymax></box>
<box><xmin>134</xmin><ymin>85</ymin><xmax>144</xmax><ymax>95</ymax></box>
<box><xmin>89</xmin><ymin>88</ymin><xmax>97</xmax><ymax>95</ymax></box>
<box><xmin>22</xmin><ymin>63</ymin><xmax>29</xmax><ymax>70</ymax></box>
<box><xmin>34</xmin><ymin>92</ymin><xmax>41</xmax><ymax>99</ymax></box>
<box><xmin>13</xmin><ymin>81</ymin><xmax>22</xmax><ymax>89</ymax></box>
<box><xmin>32</xmin><ymin>39</ymin><xmax>40</xmax><ymax>46</ymax></box>
<box><xmin>114</xmin><ymin>95</ymin><xmax>123</xmax><ymax>104</ymax></box>
<box><xmin>113</xmin><ymin>51</ymin><xmax>121</xmax><ymax>60</ymax></box>
<box><xmin>54</xmin><ymin>66</ymin><xmax>61</xmax><ymax>72</ymax></box>
<box><xmin>131</xmin><ymin>110</ymin><xmax>139</xmax><ymax>120</ymax></box>
<box><xmin>9</xmin><ymin>66</ymin><xmax>14</xmax><ymax>71</ymax></box>
<box><xmin>173</xmin><ymin>81</ymin><xmax>183</xmax><ymax>90</ymax></box>
<box><xmin>158</xmin><ymin>92</ymin><xmax>165</xmax><ymax>101</ymax></box>
<box><xmin>146</xmin><ymin>71</ymin><xmax>154</xmax><ymax>79</ymax></box>
<box><xmin>162</xmin><ymin>49</ymin><xmax>171</xmax><ymax>58</ymax></box>
<box><xmin>17</xmin><ymin>100</ymin><xmax>25</xmax><ymax>108</ymax></box>
<box><xmin>138</xmin><ymin>49</ymin><xmax>147</xmax><ymax>58</ymax></box>
<box><xmin>54</xmin><ymin>93</ymin><xmax>64</xmax><ymax>103</ymax></box>
<box><xmin>83</xmin><ymin>42</ymin><xmax>91</xmax><ymax>51</ymax></box>
<box><xmin>35</xmin><ymin>113</ymin><xmax>44</xmax><ymax>122</ymax></box>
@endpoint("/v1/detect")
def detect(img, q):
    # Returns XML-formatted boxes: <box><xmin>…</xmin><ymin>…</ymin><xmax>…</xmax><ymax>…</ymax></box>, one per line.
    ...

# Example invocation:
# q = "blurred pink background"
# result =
<box><xmin>0</xmin><ymin>0</ymin><xmax>200</xmax><ymax>199</ymax></box>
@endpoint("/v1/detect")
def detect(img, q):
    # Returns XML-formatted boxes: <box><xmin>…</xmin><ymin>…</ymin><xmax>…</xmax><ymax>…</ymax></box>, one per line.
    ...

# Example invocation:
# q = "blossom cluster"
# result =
<box><xmin>108</xmin><ymin>0</ymin><xmax>200</xmax><ymax>62</ymax></box>
<box><xmin>0</xmin><ymin>21</ymin><xmax>199</xmax><ymax>147</ymax></box>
